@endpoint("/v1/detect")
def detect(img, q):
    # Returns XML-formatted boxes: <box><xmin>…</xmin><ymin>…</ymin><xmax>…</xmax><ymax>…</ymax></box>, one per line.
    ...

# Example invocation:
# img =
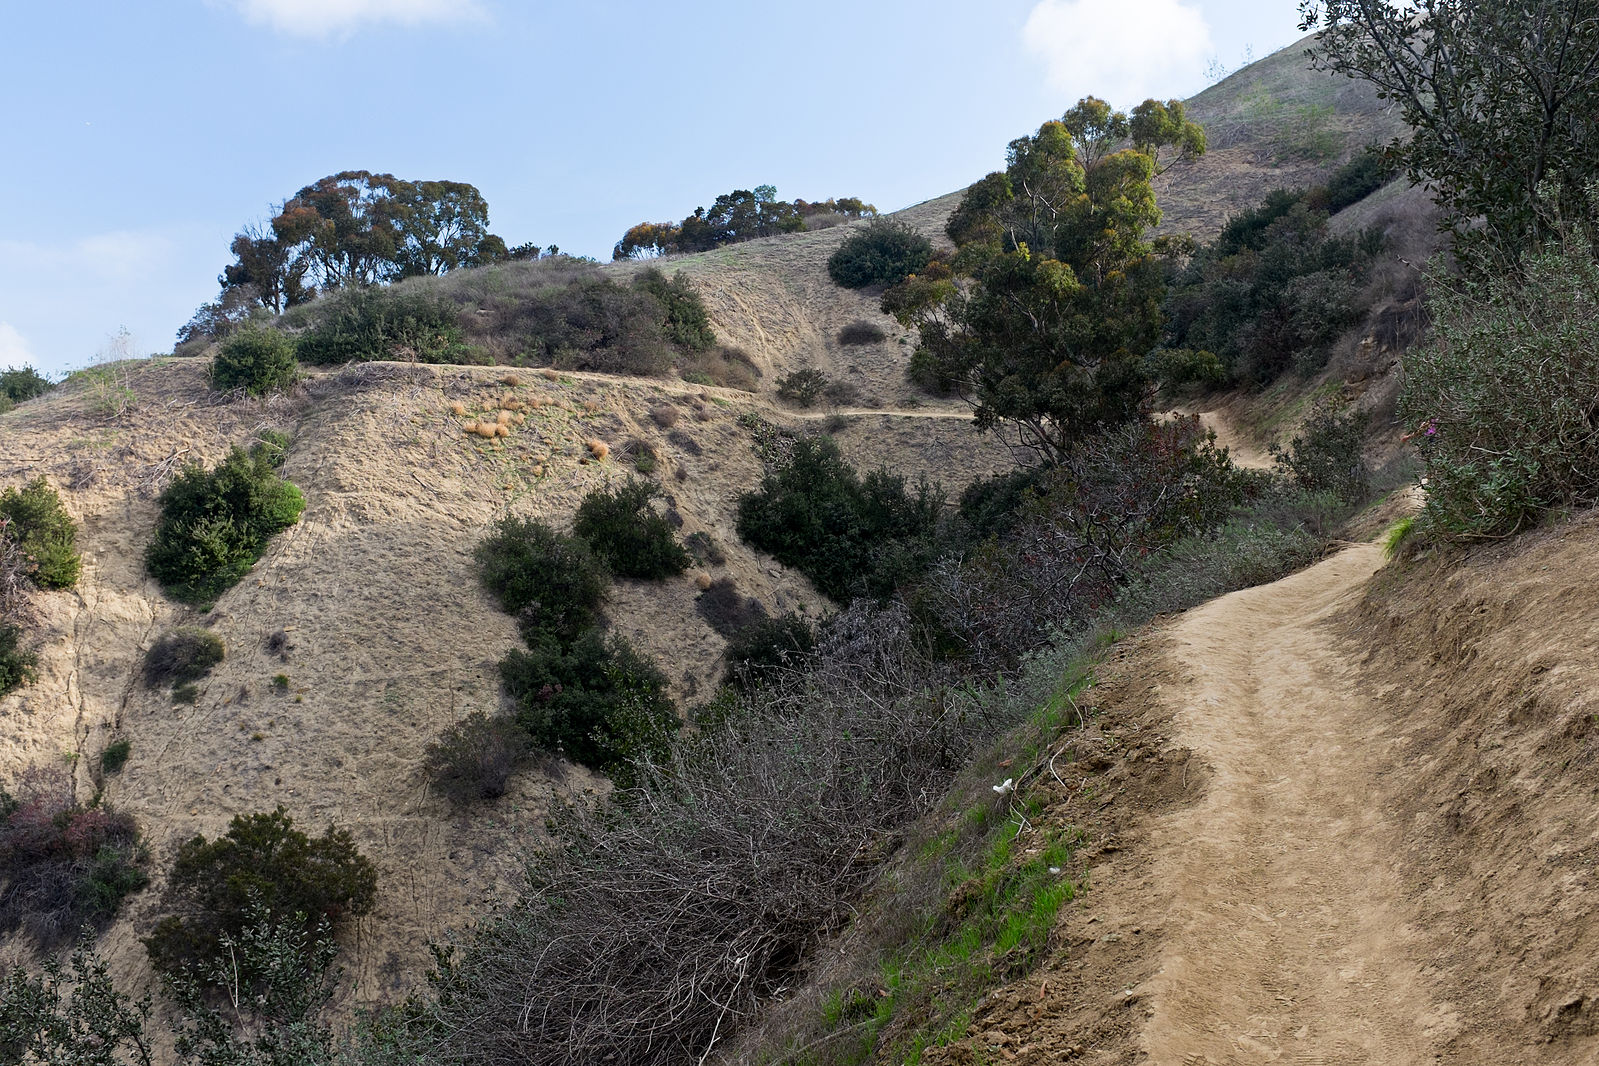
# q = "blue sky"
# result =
<box><xmin>0</xmin><ymin>0</ymin><xmax>1307</xmax><ymax>376</ymax></box>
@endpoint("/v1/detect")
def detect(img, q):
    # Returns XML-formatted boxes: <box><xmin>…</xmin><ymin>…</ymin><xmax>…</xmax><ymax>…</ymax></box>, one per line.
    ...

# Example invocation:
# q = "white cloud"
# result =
<box><xmin>0</xmin><ymin>323</ymin><xmax>36</xmax><ymax>369</ymax></box>
<box><xmin>1023</xmin><ymin>0</ymin><xmax>1215</xmax><ymax>106</ymax></box>
<box><xmin>225</xmin><ymin>0</ymin><xmax>485</xmax><ymax>38</ymax></box>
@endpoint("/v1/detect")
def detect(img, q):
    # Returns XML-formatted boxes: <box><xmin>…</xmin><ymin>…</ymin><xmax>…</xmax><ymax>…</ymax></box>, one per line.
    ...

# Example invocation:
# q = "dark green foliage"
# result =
<box><xmin>1151</xmin><ymin>347</ymin><xmax>1226</xmax><ymax>390</ymax></box>
<box><xmin>613</xmin><ymin>184</ymin><xmax>845</xmax><ymax>258</ymax></box>
<box><xmin>0</xmin><ymin>626</ymin><xmax>35</xmax><ymax>698</ymax></box>
<box><xmin>1165</xmin><ymin>197</ymin><xmax>1382</xmax><ymax>384</ymax></box>
<box><xmin>1401</xmin><ymin>238</ymin><xmax>1599</xmax><ymax>538</ymax></box>
<box><xmin>1271</xmin><ymin>402</ymin><xmax>1371</xmax><ymax>504</ymax></box>
<box><xmin>144</xmin><ymin>442</ymin><xmax>306</xmax><ymax>606</ymax></box>
<box><xmin>0</xmin><ymin>766</ymin><xmax>148</xmax><ymax>941</ymax></box>
<box><xmin>827</xmin><ymin>220</ymin><xmax>934</xmax><ymax>289</ymax></box>
<box><xmin>633</xmin><ymin>268</ymin><xmax>715</xmax><ymax>351</ymax></box>
<box><xmin>292</xmin><ymin>285</ymin><xmax>481</xmax><ymax>365</ymax></box>
<box><xmin>0</xmin><ymin>366</ymin><xmax>52</xmax><ymax>405</ymax></box>
<box><xmin>695</xmin><ymin>577</ymin><xmax>768</xmax><ymax>638</ymax></box>
<box><xmin>172</xmin><ymin>683</ymin><xmax>200</xmax><ymax>705</ymax></box>
<box><xmin>101</xmin><ymin>739</ymin><xmax>132</xmax><ymax>775</ymax></box>
<box><xmin>143</xmin><ymin>628</ymin><xmax>226</xmax><ymax>688</ymax></box>
<box><xmin>1318</xmin><ymin>148</ymin><xmax>1400</xmax><ymax>214</ymax></box>
<box><xmin>143</xmin><ymin>807</ymin><xmax>377</xmax><ymax>989</ymax></box>
<box><xmin>0</xmin><ymin>477</ymin><xmax>81</xmax><ymax>590</ymax></box>
<box><xmin>736</xmin><ymin>437</ymin><xmax>944</xmax><ymax>603</ymax></box>
<box><xmin>898</xmin><ymin>100</ymin><xmax>1202</xmax><ymax>460</ymax></box>
<box><xmin>956</xmin><ymin>467</ymin><xmax>1047</xmax><ymax>543</ymax></box>
<box><xmin>473</xmin><ymin>516</ymin><xmax>609</xmax><ymax>641</ymax></box>
<box><xmin>501</xmin><ymin>629</ymin><xmax>678</xmax><ymax>776</ymax></box>
<box><xmin>723</xmin><ymin>614</ymin><xmax>815</xmax><ymax>689</ymax></box>
<box><xmin>424</xmin><ymin>712</ymin><xmax>531</xmax><ymax>805</ymax></box>
<box><xmin>572</xmin><ymin>478</ymin><xmax>690</xmax><ymax>580</ymax></box>
<box><xmin>212</xmin><ymin>326</ymin><xmax>299</xmax><ymax>395</ymax></box>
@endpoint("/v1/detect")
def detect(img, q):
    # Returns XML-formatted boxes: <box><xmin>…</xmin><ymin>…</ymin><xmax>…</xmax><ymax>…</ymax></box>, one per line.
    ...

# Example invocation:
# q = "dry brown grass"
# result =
<box><xmin>448</xmin><ymin>401</ymin><xmax>467</xmax><ymax>416</ymax></box>
<box><xmin>541</xmin><ymin>368</ymin><xmax>560</xmax><ymax>381</ymax></box>
<box><xmin>586</xmin><ymin>439</ymin><xmax>610</xmax><ymax>461</ymax></box>
<box><xmin>650</xmin><ymin>404</ymin><xmax>680</xmax><ymax>429</ymax></box>
<box><xmin>499</xmin><ymin>374</ymin><xmax>522</xmax><ymax>387</ymax></box>
<box><xmin>462</xmin><ymin>421</ymin><xmax>480</xmax><ymax>434</ymax></box>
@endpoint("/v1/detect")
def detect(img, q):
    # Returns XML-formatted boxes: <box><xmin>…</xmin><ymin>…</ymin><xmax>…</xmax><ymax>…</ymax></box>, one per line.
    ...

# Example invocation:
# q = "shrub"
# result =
<box><xmin>0</xmin><ymin>477</ymin><xmax>80</xmax><ymax>590</ymax></box>
<box><xmin>0</xmin><ymin>625</ymin><xmax>36</xmax><ymax>699</ymax></box>
<box><xmin>633</xmin><ymin>268</ymin><xmax>715</xmax><ymax>351</ymax></box>
<box><xmin>1166</xmin><ymin>193</ymin><xmax>1383</xmax><ymax>384</ymax></box>
<box><xmin>776</xmin><ymin>369</ymin><xmax>829</xmax><ymax>407</ymax></box>
<box><xmin>0</xmin><ymin>366</ymin><xmax>52</xmax><ymax>405</ymax></box>
<box><xmin>497</xmin><ymin>275</ymin><xmax>674</xmax><ymax>376</ymax></box>
<box><xmin>695</xmin><ymin>577</ymin><xmax>768</xmax><ymax>637</ymax></box>
<box><xmin>473</xmin><ymin>516</ymin><xmax>609</xmax><ymax>641</ymax></box>
<box><xmin>100</xmin><ymin>739</ymin><xmax>132</xmax><ymax>775</ymax></box>
<box><xmin>1270</xmin><ymin>401</ymin><xmax>1371</xmax><ymax>505</ymax></box>
<box><xmin>143</xmin><ymin>628</ymin><xmax>226</xmax><ymax>688</ymax></box>
<box><xmin>501</xmin><ymin>629</ymin><xmax>678</xmax><ymax>776</ymax></box>
<box><xmin>838</xmin><ymin>320</ymin><xmax>888</xmax><ymax>346</ymax></box>
<box><xmin>684</xmin><ymin>530</ymin><xmax>725</xmax><ymax>566</ymax></box>
<box><xmin>293</xmin><ymin>285</ymin><xmax>480</xmax><ymax>366</ymax></box>
<box><xmin>572</xmin><ymin>478</ymin><xmax>690</xmax><ymax>580</ymax></box>
<box><xmin>1318</xmin><ymin>147</ymin><xmax>1401</xmax><ymax>215</ymax></box>
<box><xmin>144</xmin><ymin>442</ymin><xmax>305</xmax><ymax>606</ymax></box>
<box><xmin>424</xmin><ymin>712</ymin><xmax>530</xmax><ymax>805</ymax></box>
<box><xmin>736</xmin><ymin>437</ymin><xmax>944</xmax><ymax>603</ymax></box>
<box><xmin>143</xmin><ymin>807</ymin><xmax>377</xmax><ymax>989</ymax></box>
<box><xmin>211</xmin><ymin>327</ymin><xmax>298</xmax><ymax>395</ymax></box>
<box><xmin>0</xmin><ymin>766</ymin><xmax>148</xmax><ymax>942</ymax></box>
<box><xmin>678</xmin><ymin>344</ymin><xmax>759</xmax><ymax>391</ymax></box>
<box><xmin>827</xmin><ymin>220</ymin><xmax>933</xmax><ymax>289</ymax></box>
<box><xmin>650</xmin><ymin>403</ymin><xmax>681</xmax><ymax>429</ymax></box>
<box><xmin>1151</xmin><ymin>347</ymin><xmax>1226</xmax><ymax>390</ymax></box>
<box><xmin>1402</xmin><ymin>239</ymin><xmax>1599</xmax><ymax>538</ymax></box>
<box><xmin>724</xmin><ymin>614</ymin><xmax>815</xmax><ymax>689</ymax></box>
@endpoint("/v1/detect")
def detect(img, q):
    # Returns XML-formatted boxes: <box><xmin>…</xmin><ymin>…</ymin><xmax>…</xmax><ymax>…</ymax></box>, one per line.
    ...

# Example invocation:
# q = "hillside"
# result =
<box><xmin>1</xmin><ymin>32</ymin><xmax>1431</xmax><ymax>1044</ymax></box>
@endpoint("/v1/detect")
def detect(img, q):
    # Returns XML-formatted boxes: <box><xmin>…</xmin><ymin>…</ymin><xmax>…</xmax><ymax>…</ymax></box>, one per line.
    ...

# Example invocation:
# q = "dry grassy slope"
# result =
<box><xmin>602</xmin><ymin>34</ymin><xmax>1403</xmax><ymax>429</ymax></box>
<box><xmin>0</xmin><ymin>32</ymin><xmax>1419</xmax><ymax>1026</ymax></box>
<box><xmin>0</xmin><ymin>357</ymin><xmax>1012</xmax><ymax>1001</ymax></box>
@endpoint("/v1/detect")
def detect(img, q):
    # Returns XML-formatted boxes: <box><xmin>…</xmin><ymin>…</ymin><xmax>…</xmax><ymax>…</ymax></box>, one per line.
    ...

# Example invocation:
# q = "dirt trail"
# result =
<box><xmin>1139</xmin><ymin>542</ymin><xmax>1459</xmax><ymax>1064</ymax></box>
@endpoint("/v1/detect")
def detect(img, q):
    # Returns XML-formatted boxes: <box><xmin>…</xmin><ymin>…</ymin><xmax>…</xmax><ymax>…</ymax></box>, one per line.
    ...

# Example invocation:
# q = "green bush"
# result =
<box><xmin>143</xmin><ymin>807</ymin><xmax>377</xmax><ymax>988</ymax></box>
<box><xmin>0</xmin><ymin>366</ymin><xmax>52</xmax><ymax>405</ymax></box>
<box><xmin>211</xmin><ymin>326</ymin><xmax>298</xmax><ymax>395</ymax></box>
<box><xmin>827</xmin><ymin>220</ymin><xmax>934</xmax><ymax>289</ymax></box>
<box><xmin>1402</xmin><ymin>239</ymin><xmax>1599</xmax><ymax>538</ymax></box>
<box><xmin>1271</xmin><ymin>401</ymin><xmax>1371</xmax><ymax>505</ymax></box>
<box><xmin>293</xmin><ymin>285</ymin><xmax>481</xmax><ymax>366</ymax></box>
<box><xmin>736</xmin><ymin>437</ymin><xmax>944</xmax><ymax>603</ymax></box>
<box><xmin>143</xmin><ymin>628</ymin><xmax>225</xmax><ymax>688</ymax></box>
<box><xmin>633</xmin><ymin>268</ymin><xmax>715</xmax><ymax>351</ymax></box>
<box><xmin>0</xmin><ymin>477</ymin><xmax>80</xmax><ymax>590</ymax></box>
<box><xmin>0</xmin><ymin>626</ymin><xmax>36</xmax><ymax>699</ymax></box>
<box><xmin>723</xmin><ymin>614</ymin><xmax>815</xmax><ymax>689</ymax></box>
<box><xmin>474</xmin><ymin>517</ymin><xmax>609</xmax><ymax>642</ymax></box>
<box><xmin>145</xmin><ymin>442</ymin><xmax>305</xmax><ymax>606</ymax></box>
<box><xmin>100</xmin><ymin>739</ymin><xmax>132</xmax><ymax>775</ymax></box>
<box><xmin>501</xmin><ymin>629</ymin><xmax>678</xmax><ymax>776</ymax></box>
<box><xmin>1166</xmin><ymin>194</ymin><xmax>1383</xmax><ymax>384</ymax></box>
<box><xmin>494</xmin><ymin>275</ymin><xmax>675</xmax><ymax>376</ymax></box>
<box><xmin>572</xmin><ymin>478</ymin><xmax>690</xmax><ymax>580</ymax></box>
<box><xmin>1318</xmin><ymin>148</ymin><xmax>1400</xmax><ymax>214</ymax></box>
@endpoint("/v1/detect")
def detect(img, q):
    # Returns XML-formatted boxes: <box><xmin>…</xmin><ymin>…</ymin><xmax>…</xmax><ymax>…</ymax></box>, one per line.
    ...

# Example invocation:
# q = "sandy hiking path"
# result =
<box><xmin>1138</xmin><ymin>542</ymin><xmax>1458</xmax><ymax>1064</ymax></box>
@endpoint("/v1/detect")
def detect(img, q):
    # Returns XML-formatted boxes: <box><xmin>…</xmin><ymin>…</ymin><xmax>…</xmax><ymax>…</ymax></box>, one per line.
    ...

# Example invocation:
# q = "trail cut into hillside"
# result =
<box><xmin>1141</xmin><ymin>542</ymin><xmax>1453</xmax><ymax>1063</ymax></box>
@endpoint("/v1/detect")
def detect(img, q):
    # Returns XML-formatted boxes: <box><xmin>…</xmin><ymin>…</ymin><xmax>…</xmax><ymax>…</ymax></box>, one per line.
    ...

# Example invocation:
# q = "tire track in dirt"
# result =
<box><xmin>1139</xmin><ymin>542</ymin><xmax>1460</xmax><ymax>1064</ymax></box>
